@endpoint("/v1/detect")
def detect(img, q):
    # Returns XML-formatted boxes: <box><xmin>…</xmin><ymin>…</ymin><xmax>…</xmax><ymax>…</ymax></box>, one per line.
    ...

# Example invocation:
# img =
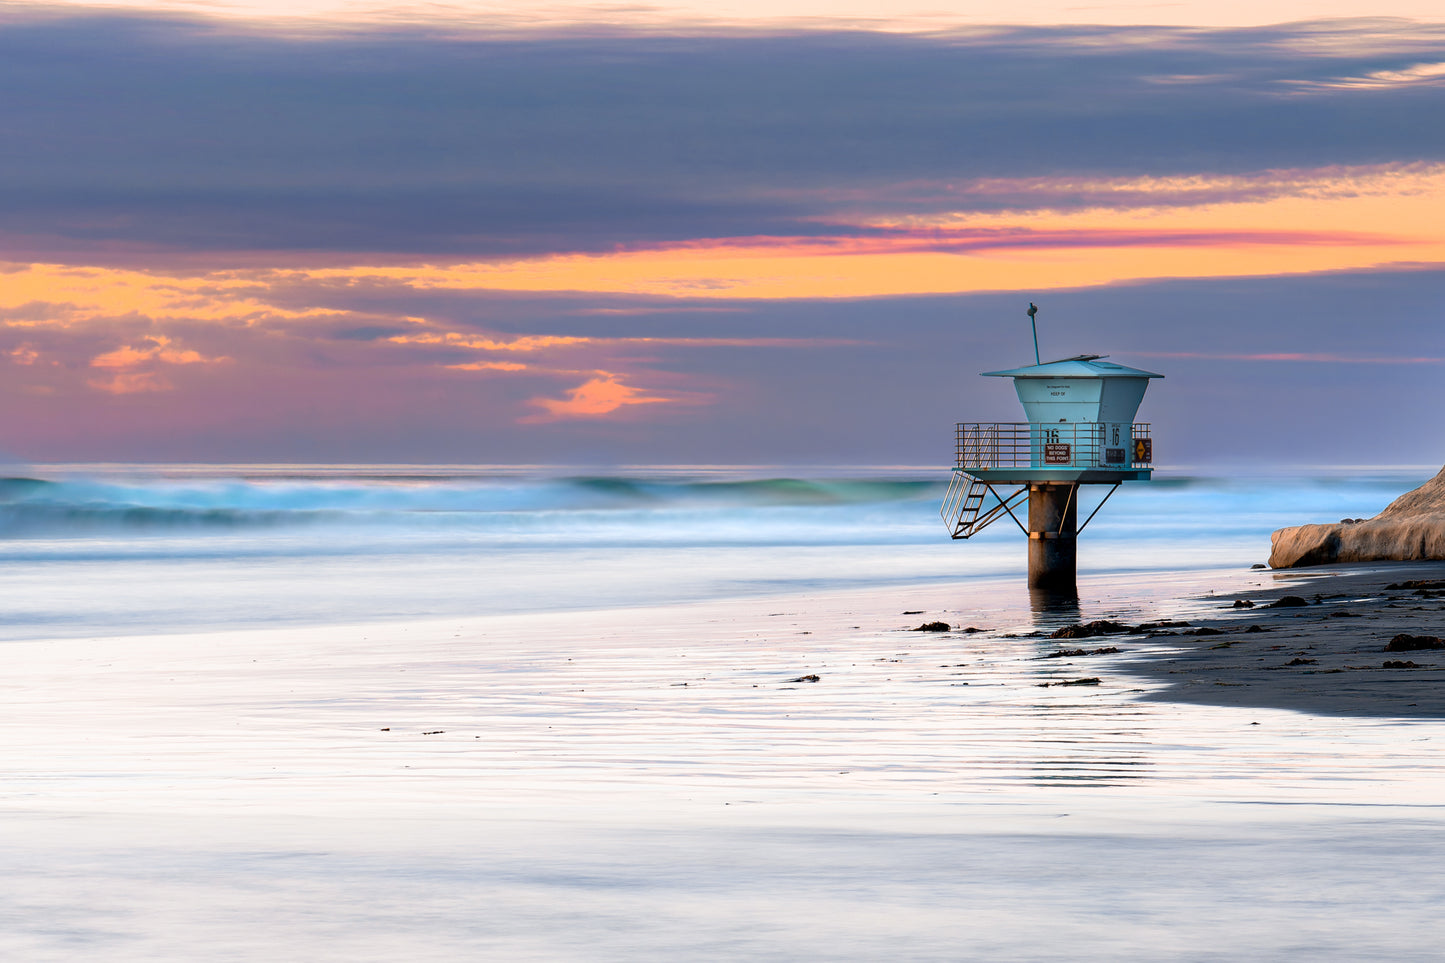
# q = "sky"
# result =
<box><xmin>2</xmin><ymin>2</ymin><xmax>1444</xmax><ymax>467</ymax></box>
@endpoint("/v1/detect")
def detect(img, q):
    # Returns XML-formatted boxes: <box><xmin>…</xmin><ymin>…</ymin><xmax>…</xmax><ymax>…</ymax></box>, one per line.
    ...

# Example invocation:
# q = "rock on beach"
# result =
<box><xmin>1270</xmin><ymin>465</ymin><xmax>1445</xmax><ymax>568</ymax></box>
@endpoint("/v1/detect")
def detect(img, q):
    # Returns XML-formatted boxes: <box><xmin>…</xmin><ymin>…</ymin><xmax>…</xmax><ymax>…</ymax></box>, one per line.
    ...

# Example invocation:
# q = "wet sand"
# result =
<box><xmin>6</xmin><ymin>569</ymin><xmax>1445</xmax><ymax>959</ymax></box>
<box><xmin>1105</xmin><ymin>561</ymin><xmax>1445</xmax><ymax>717</ymax></box>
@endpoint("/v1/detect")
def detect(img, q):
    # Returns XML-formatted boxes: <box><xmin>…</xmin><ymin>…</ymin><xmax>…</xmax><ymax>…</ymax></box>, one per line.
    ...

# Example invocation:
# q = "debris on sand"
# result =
<box><xmin>1383</xmin><ymin>660</ymin><xmax>1422</xmax><ymax>669</ymax></box>
<box><xmin>1043</xmin><ymin>646</ymin><xmax>1120</xmax><ymax>659</ymax></box>
<box><xmin>1039</xmin><ymin>677</ymin><xmax>1101</xmax><ymax>687</ymax></box>
<box><xmin>786</xmin><ymin>674</ymin><xmax>821</xmax><ymax>683</ymax></box>
<box><xmin>1050</xmin><ymin>620</ymin><xmax>1134</xmax><ymax>639</ymax></box>
<box><xmin>1384</xmin><ymin>634</ymin><xmax>1445</xmax><ymax>652</ymax></box>
<box><xmin>1268</xmin><ymin>596</ymin><xmax>1309</xmax><ymax>608</ymax></box>
<box><xmin>1233</xmin><ymin>599</ymin><xmax>1255</xmax><ymax>608</ymax></box>
<box><xmin>912</xmin><ymin>621</ymin><xmax>950</xmax><ymax>632</ymax></box>
<box><xmin>1050</xmin><ymin>619</ymin><xmax>1189</xmax><ymax>640</ymax></box>
<box><xmin>1387</xmin><ymin>579</ymin><xmax>1445</xmax><ymax>591</ymax></box>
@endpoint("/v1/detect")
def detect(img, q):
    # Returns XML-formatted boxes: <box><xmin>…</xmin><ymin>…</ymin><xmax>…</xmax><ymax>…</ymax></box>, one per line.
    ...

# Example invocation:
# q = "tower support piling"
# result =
<box><xmin>1027</xmin><ymin>483</ymin><xmax>1078</xmax><ymax>590</ymax></box>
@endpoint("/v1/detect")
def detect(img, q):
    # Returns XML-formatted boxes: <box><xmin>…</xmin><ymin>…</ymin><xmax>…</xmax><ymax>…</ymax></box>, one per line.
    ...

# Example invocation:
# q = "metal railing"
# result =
<box><xmin>955</xmin><ymin>422</ymin><xmax>1153</xmax><ymax>471</ymax></box>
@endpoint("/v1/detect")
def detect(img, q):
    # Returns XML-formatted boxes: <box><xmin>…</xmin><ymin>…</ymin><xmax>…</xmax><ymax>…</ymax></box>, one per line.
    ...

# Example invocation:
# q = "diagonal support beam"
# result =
<box><xmin>1077</xmin><ymin>482</ymin><xmax>1121</xmax><ymax>535</ymax></box>
<box><xmin>985</xmin><ymin>483</ymin><xmax>1030</xmax><ymax>536</ymax></box>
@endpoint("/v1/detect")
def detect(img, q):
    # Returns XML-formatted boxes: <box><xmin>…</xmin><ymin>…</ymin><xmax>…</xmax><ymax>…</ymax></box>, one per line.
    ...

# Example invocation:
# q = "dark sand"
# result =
<box><xmin>1113</xmin><ymin>561</ymin><xmax>1445</xmax><ymax>717</ymax></box>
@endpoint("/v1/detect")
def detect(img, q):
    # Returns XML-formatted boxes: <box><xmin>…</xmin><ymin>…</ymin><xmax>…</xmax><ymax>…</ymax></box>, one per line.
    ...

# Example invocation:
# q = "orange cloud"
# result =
<box><xmin>390</xmin><ymin>333</ymin><xmax>591</xmax><ymax>351</ymax></box>
<box><xmin>445</xmin><ymin>360</ymin><xmax>529</xmax><ymax>371</ymax></box>
<box><xmin>288</xmin><ymin>163</ymin><xmax>1445</xmax><ymax>300</ymax></box>
<box><xmin>3</xmin><ymin>164</ymin><xmax>1444</xmax><ymax>330</ymax></box>
<box><xmin>524</xmin><ymin>375</ymin><xmax>673</xmax><ymax>422</ymax></box>
<box><xmin>90</xmin><ymin>336</ymin><xmax>226</xmax><ymax>369</ymax></box>
<box><xmin>397</xmin><ymin>330</ymin><xmax>863</xmax><ymax>353</ymax></box>
<box><xmin>0</xmin><ymin>263</ymin><xmax>347</xmax><ymax>326</ymax></box>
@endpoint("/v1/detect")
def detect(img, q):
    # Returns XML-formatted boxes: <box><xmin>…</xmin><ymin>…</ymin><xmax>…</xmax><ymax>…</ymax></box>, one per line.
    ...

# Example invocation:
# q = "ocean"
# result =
<box><xmin>2</xmin><ymin>464</ymin><xmax>1443</xmax><ymax>960</ymax></box>
<box><xmin>0</xmin><ymin>463</ymin><xmax>1422</xmax><ymax>639</ymax></box>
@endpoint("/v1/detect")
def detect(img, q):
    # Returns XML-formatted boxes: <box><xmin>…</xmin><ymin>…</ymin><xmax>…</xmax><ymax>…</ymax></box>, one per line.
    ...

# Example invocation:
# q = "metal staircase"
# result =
<box><xmin>940</xmin><ymin>472</ymin><xmax>1027</xmax><ymax>539</ymax></box>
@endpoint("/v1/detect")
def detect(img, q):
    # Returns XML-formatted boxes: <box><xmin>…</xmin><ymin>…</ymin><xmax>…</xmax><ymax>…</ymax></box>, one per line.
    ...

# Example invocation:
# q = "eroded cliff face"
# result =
<box><xmin>1270</xmin><ymin>467</ymin><xmax>1445</xmax><ymax>568</ymax></box>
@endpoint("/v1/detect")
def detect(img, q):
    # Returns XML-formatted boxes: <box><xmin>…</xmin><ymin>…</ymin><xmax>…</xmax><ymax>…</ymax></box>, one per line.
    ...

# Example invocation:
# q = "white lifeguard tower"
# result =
<box><xmin>940</xmin><ymin>311</ymin><xmax>1163</xmax><ymax>591</ymax></box>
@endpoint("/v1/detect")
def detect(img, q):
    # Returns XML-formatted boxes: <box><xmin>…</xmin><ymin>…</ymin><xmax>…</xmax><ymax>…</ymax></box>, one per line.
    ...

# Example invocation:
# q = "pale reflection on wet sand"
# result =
<box><xmin>2</xmin><ymin>566</ymin><xmax>1444</xmax><ymax>959</ymax></box>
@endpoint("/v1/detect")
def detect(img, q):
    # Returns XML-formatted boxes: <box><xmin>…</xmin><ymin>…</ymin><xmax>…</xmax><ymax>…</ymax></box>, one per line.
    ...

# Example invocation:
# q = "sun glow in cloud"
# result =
<box><xmin>6</xmin><ymin>159</ymin><xmax>1445</xmax><ymax>430</ymax></box>
<box><xmin>85</xmin><ymin>335</ymin><xmax>229</xmax><ymax>394</ymax></box>
<box><xmin>3</xmin><ymin>165</ymin><xmax>1444</xmax><ymax>341</ymax></box>
<box><xmin>0</xmin><ymin>264</ymin><xmax>347</xmax><ymax>326</ymax></box>
<box><xmin>524</xmin><ymin>375</ymin><xmax>675</xmax><ymax>422</ymax></box>
<box><xmin>256</xmin><ymin>165</ymin><xmax>1445</xmax><ymax>301</ymax></box>
<box><xmin>444</xmin><ymin>360</ymin><xmax>529</xmax><ymax>372</ymax></box>
<box><xmin>1293</xmin><ymin>61</ymin><xmax>1445</xmax><ymax>90</ymax></box>
<box><xmin>5</xmin><ymin>7</ymin><xmax>1445</xmax><ymax>463</ymax></box>
<box><xmin>393</xmin><ymin>331</ymin><xmax>863</xmax><ymax>352</ymax></box>
<box><xmin>90</xmin><ymin>336</ymin><xmax>223</xmax><ymax>369</ymax></box>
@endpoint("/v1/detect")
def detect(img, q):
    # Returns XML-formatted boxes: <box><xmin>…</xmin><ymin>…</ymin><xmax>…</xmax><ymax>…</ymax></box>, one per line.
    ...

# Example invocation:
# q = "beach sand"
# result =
<box><xmin>1109</xmin><ymin>561</ymin><xmax>1445</xmax><ymax>717</ymax></box>
<box><xmin>4</xmin><ymin>564</ymin><xmax>1445</xmax><ymax>959</ymax></box>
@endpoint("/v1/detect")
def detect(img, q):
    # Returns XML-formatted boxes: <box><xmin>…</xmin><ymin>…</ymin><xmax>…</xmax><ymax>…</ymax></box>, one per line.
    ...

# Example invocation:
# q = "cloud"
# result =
<box><xmin>797</xmin><ymin>163</ymin><xmax>1445</xmax><ymax>220</ymax></box>
<box><xmin>524</xmin><ymin>375</ymin><xmax>675</xmax><ymax>421</ymax></box>
<box><xmin>2</xmin><ymin>12</ymin><xmax>1444</xmax><ymax>465</ymax></box>
<box><xmin>83</xmin><ymin>334</ymin><xmax>229</xmax><ymax>394</ymax></box>
<box><xmin>390</xmin><ymin>333</ymin><xmax>594</xmax><ymax>352</ymax></box>
<box><xmin>391</xmin><ymin>330</ymin><xmax>865</xmax><ymax>350</ymax></box>
<box><xmin>445</xmin><ymin>360</ymin><xmax>529</xmax><ymax>371</ymax></box>
<box><xmin>89</xmin><ymin>335</ymin><xmax>226</xmax><ymax>369</ymax></box>
<box><xmin>1</xmin><ymin>14</ymin><xmax>1444</xmax><ymax>261</ymax></box>
<box><xmin>1290</xmin><ymin>60</ymin><xmax>1445</xmax><ymax>90</ymax></box>
<box><xmin>3</xmin><ymin>265</ymin><xmax>1444</xmax><ymax>465</ymax></box>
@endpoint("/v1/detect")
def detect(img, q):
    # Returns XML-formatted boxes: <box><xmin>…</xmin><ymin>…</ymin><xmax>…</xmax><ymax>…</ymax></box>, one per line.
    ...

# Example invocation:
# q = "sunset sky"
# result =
<box><xmin>2</xmin><ymin>2</ymin><xmax>1444</xmax><ymax>465</ymax></box>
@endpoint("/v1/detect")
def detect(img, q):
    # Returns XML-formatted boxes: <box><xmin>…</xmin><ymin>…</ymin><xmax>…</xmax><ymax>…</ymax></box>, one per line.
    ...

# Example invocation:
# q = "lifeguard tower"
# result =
<box><xmin>941</xmin><ymin>318</ymin><xmax>1162</xmax><ymax>591</ymax></box>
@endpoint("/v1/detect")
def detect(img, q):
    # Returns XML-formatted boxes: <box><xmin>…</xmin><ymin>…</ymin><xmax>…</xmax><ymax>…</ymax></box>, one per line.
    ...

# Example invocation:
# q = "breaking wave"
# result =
<box><xmin>0</xmin><ymin>466</ymin><xmax>1425</xmax><ymax>559</ymax></box>
<box><xmin>0</xmin><ymin>470</ymin><xmax>948</xmax><ymax>539</ymax></box>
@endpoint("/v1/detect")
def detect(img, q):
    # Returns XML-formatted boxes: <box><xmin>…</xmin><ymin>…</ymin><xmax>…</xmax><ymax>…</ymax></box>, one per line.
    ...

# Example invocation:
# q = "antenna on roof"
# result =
<box><xmin>1026</xmin><ymin>302</ymin><xmax>1040</xmax><ymax>365</ymax></box>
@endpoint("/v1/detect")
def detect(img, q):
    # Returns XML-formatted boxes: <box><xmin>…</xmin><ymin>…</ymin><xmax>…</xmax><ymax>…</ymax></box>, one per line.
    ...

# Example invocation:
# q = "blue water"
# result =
<box><xmin>0</xmin><ymin>463</ymin><xmax>1427</xmax><ymax>640</ymax></box>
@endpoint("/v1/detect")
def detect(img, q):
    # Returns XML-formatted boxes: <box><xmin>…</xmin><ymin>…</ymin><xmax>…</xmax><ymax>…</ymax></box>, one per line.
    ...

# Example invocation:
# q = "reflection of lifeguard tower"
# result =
<box><xmin>941</xmin><ymin>330</ymin><xmax>1162</xmax><ymax>590</ymax></box>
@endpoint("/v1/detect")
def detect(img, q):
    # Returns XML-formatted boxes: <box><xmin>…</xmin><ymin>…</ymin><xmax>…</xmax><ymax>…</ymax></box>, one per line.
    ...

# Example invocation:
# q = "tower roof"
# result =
<box><xmin>982</xmin><ymin>354</ymin><xmax>1164</xmax><ymax>379</ymax></box>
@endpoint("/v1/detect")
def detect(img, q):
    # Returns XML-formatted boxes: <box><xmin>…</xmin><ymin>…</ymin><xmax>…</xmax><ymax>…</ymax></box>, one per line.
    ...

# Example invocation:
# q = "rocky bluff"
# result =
<box><xmin>1271</xmin><ymin>466</ymin><xmax>1445</xmax><ymax>568</ymax></box>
